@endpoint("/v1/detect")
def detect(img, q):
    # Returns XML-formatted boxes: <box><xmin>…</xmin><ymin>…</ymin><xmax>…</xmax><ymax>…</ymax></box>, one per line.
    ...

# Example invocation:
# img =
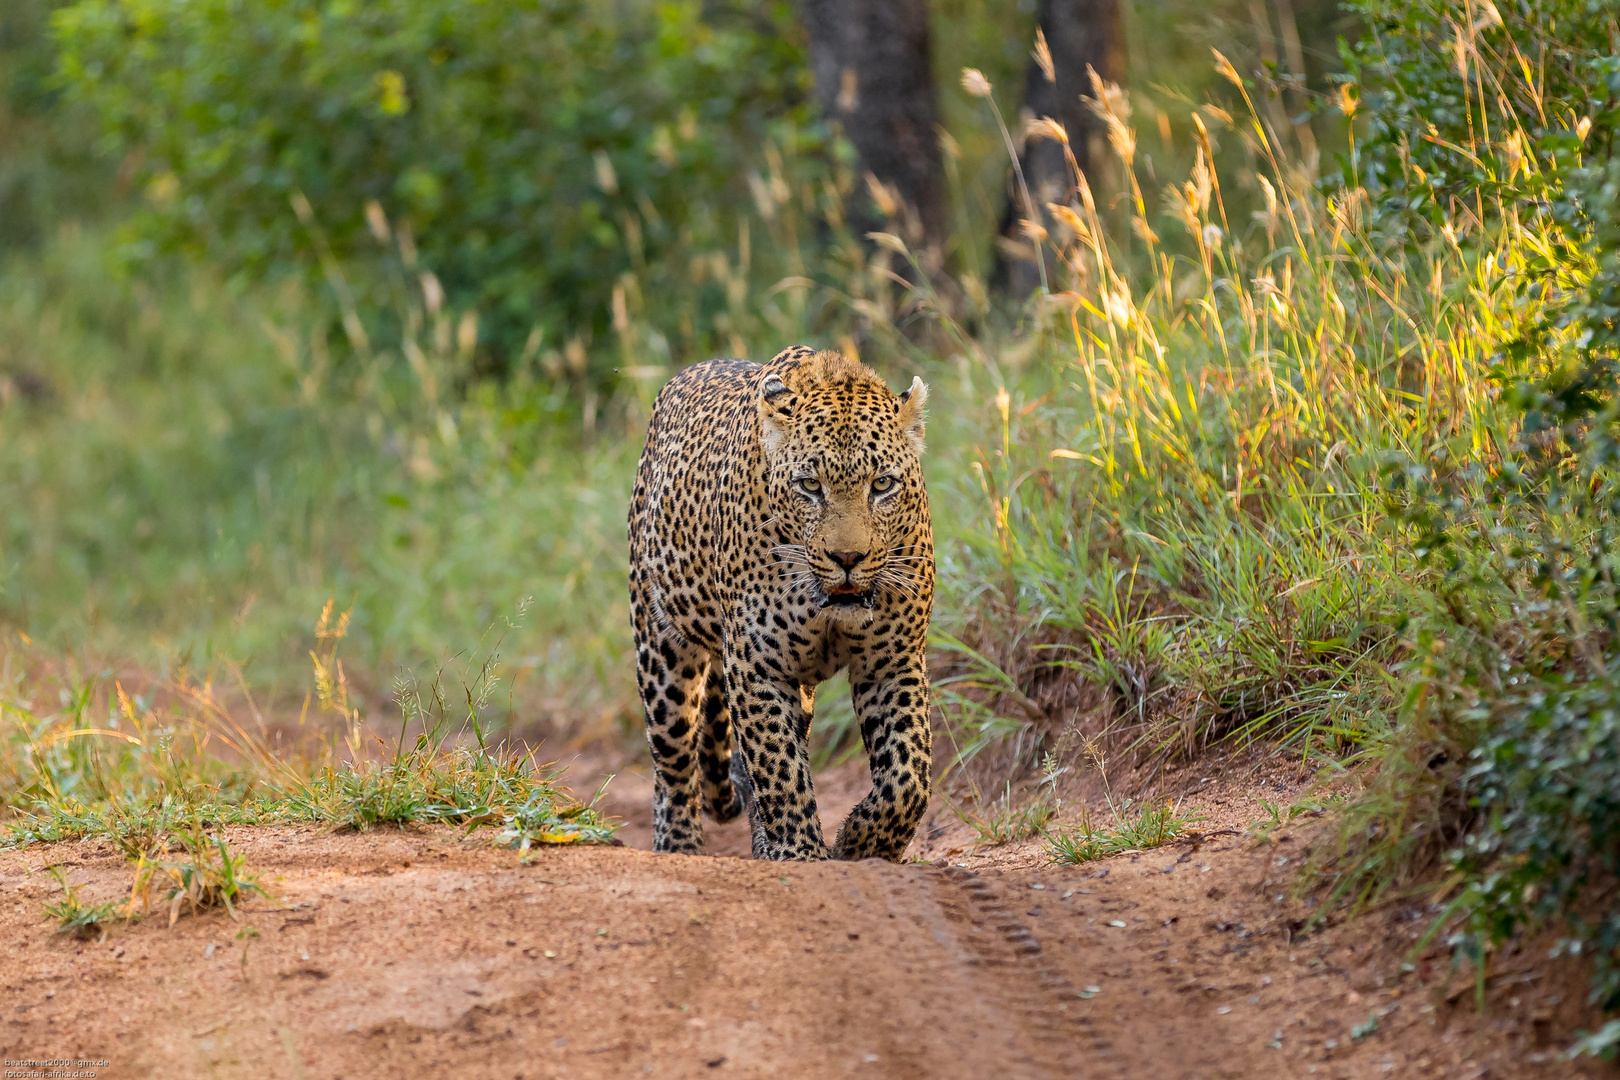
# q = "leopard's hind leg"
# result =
<box><xmin>698</xmin><ymin>663</ymin><xmax>743</xmax><ymax>824</ymax></box>
<box><xmin>632</xmin><ymin>585</ymin><xmax>711</xmax><ymax>853</ymax></box>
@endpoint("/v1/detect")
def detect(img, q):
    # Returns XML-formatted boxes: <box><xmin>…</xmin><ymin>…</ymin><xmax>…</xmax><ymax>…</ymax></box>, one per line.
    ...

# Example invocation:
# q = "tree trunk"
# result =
<box><xmin>798</xmin><ymin>0</ymin><xmax>946</xmax><ymax>264</ymax></box>
<box><xmin>993</xmin><ymin>0</ymin><xmax>1125</xmax><ymax>299</ymax></box>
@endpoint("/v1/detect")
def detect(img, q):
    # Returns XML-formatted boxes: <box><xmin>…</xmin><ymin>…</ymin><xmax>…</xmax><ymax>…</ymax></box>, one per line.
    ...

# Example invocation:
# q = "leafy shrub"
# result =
<box><xmin>1449</xmin><ymin>669</ymin><xmax>1620</xmax><ymax>1010</ymax></box>
<box><xmin>1333</xmin><ymin>9</ymin><xmax>1620</xmax><ymax>1032</ymax></box>
<box><xmin>1345</xmin><ymin>0</ymin><xmax>1617</xmax><ymax>237</ymax></box>
<box><xmin>51</xmin><ymin>0</ymin><xmax>820</xmax><ymax>370</ymax></box>
<box><xmin>1413</xmin><ymin>150</ymin><xmax>1620</xmax><ymax>1021</ymax></box>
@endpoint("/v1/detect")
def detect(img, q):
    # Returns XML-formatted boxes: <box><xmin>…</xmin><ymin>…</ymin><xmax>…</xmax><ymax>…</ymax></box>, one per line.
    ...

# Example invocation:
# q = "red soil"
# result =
<box><xmin>0</xmin><ymin>750</ymin><xmax>1609</xmax><ymax>1079</ymax></box>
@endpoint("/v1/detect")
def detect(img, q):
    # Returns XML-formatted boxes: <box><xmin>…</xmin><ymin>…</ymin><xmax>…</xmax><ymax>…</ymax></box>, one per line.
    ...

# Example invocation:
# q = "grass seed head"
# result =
<box><xmin>1032</xmin><ymin>29</ymin><xmax>1055</xmax><ymax>84</ymax></box>
<box><xmin>960</xmin><ymin>68</ymin><xmax>993</xmax><ymax>99</ymax></box>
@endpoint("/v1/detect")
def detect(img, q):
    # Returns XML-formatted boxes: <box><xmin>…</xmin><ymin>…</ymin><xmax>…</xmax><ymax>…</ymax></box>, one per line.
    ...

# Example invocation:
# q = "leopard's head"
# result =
<box><xmin>757</xmin><ymin>350</ymin><xmax>930</xmax><ymax>614</ymax></box>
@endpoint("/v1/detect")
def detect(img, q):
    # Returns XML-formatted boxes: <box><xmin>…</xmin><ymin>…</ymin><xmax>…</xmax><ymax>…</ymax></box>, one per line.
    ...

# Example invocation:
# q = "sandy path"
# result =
<box><xmin>0</xmin><ymin>758</ymin><xmax>1609</xmax><ymax>1079</ymax></box>
<box><xmin>2</xmin><ymin>831</ymin><xmax>1115</xmax><ymax>1079</ymax></box>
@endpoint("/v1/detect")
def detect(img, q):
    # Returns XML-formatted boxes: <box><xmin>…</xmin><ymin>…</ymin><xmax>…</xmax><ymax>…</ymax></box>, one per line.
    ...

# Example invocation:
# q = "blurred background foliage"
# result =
<box><xmin>0</xmin><ymin>0</ymin><xmax>107</xmax><ymax>248</ymax></box>
<box><xmin>28</xmin><ymin>0</ymin><xmax>1360</xmax><ymax>376</ymax></box>
<box><xmin>0</xmin><ymin>0</ymin><xmax>1356</xmax><ymax>711</ymax></box>
<box><xmin>51</xmin><ymin>0</ymin><xmax>819</xmax><ymax>373</ymax></box>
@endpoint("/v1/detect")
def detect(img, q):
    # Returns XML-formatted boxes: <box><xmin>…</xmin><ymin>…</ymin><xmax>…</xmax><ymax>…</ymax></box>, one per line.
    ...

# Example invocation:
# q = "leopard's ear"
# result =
<box><xmin>897</xmin><ymin>376</ymin><xmax>927</xmax><ymax>452</ymax></box>
<box><xmin>758</xmin><ymin>374</ymin><xmax>796</xmax><ymax>455</ymax></box>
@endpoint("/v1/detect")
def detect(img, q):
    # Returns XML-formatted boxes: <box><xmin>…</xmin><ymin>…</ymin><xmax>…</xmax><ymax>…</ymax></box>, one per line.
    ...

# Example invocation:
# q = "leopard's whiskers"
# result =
<box><xmin>877</xmin><ymin>568</ymin><xmax>922</xmax><ymax>602</ymax></box>
<box><xmin>769</xmin><ymin>544</ymin><xmax>813</xmax><ymax>568</ymax></box>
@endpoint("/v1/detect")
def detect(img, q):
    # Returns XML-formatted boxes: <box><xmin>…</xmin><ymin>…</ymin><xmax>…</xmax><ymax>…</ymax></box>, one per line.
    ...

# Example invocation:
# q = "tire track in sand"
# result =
<box><xmin>818</xmin><ymin>858</ymin><xmax>1124</xmax><ymax>1079</ymax></box>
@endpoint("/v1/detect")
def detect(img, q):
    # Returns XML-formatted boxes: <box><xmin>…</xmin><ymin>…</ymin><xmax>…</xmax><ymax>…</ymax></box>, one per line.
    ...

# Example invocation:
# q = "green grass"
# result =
<box><xmin>127</xmin><ymin>824</ymin><xmax>270</xmax><ymax>926</ymax></box>
<box><xmin>1</xmin><ymin>603</ymin><xmax>620</xmax><ymax>855</ymax></box>
<box><xmin>949</xmin><ymin>781</ymin><xmax>1060</xmax><ymax>847</ymax></box>
<box><xmin>0</xmin><ymin>226</ymin><xmax>637</xmax><ymax>734</ymax></box>
<box><xmin>41</xmin><ymin>825</ymin><xmax>269</xmax><ymax>936</ymax></box>
<box><xmin>1044</xmin><ymin>798</ymin><xmax>1202</xmax><ymax>865</ymax></box>
<box><xmin>41</xmin><ymin>864</ymin><xmax>121</xmax><ymax>939</ymax></box>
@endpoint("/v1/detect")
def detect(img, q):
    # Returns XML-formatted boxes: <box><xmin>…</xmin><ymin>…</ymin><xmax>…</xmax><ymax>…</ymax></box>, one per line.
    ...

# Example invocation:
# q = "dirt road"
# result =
<box><xmin>2</xmin><ymin>831</ymin><xmax>1117</xmax><ymax>1079</ymax></box>
<box><xmin>0</xmin><ymin>761</ymin><xmax>1608</xmax><ymax>1079</ymax></box>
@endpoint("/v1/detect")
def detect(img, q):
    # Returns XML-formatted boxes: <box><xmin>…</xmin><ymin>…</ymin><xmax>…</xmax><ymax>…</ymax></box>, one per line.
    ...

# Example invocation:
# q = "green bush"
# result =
<box><xmin>1334</xmin><ymin>5</ymin><xmax>1620</xmax><ymax>1033</ymax></box>
<box><xmin>1346</xmin><ymin>0</ymin><xmax>1617</xmax><ymax>238</ymax></box>
<box><xmin>1449</xmin><ymin>667</ymin><xmax>1620</xmax><ymax>1011</ymax></box>
<box><xmin>1419</xmin><ymin>144</ymin><xmax>1620</xmax><ymax>1021</ymax></box>
<box><xmin>52</xmin><ymin>0</ymin><xmax>820</xmax><ymax>370</ymax></box>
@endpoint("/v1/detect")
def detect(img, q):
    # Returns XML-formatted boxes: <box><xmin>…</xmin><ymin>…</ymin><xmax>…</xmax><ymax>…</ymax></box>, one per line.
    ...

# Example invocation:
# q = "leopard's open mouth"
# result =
<box><xmin>818</xmin><ymin>588</ymin><xmax>875</xmax><ymax>609</ymax></box>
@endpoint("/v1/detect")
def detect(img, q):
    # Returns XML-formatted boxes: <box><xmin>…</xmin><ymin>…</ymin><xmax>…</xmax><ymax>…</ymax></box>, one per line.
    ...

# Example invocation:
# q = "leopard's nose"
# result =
<box><xmin>827</xmin><ymin>550</ymin><xmax>866</xmax><ymax>570</ymax></box>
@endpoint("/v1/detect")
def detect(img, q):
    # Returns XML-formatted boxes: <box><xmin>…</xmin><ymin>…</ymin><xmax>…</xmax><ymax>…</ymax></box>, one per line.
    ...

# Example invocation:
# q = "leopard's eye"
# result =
<box><xmin>797</xmin><ymin>477</ymin><xmax>822</xmax><ymax>494</ymax></box>
<box><xmin>872</xmin><ymin>475</ymin><xmax>895</xmax><ymax>493</ymax></box>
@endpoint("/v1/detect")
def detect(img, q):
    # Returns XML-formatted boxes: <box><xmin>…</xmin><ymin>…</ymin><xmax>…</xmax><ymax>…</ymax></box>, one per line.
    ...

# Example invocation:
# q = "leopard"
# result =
<box><xmin>627</xmin><ymin>345</ymin><xmax>935</xmax><ymax>861</ymax></box>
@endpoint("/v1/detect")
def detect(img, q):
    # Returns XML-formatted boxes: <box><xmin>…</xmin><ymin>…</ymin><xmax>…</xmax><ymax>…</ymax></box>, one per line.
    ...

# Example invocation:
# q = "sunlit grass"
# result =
<box><xmin>892</xmin><ymin>46</ymin><xmax>1548</xmax><ymax>785</ymax></box>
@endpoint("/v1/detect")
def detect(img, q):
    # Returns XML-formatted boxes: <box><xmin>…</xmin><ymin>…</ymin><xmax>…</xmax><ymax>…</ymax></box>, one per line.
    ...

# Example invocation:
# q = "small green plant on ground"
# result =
<box><xmin>1045</xmin><ymin>799</ymin><xmax>1202</xmax><ymax>865</ymax></box>
<box><xmin>127</xmin><ymin>824</ymin><xmax>270</xmax><ymax>926</ymax></box>
<box><xmin>41</xmin><ymin>864</ymin><xmax>121</xmax><ymax>939</ymax></box>
<box><xmin>1253</xmin><ymin>795</ymin><xmax>1337</xmax><ymax>837</ymax></box>
<box><xmin>496</xmin><ymin>781</ymin><xmax>619</xmax><ymax>856</ymax></box>
<box><xmin>101</xmin><ymin>796</ymin><xmax>190</xmax><ymax>861</ymax></box>
<box><xmin>949</xmin><ymin>780</ymin><xmax>1060</xmax><ymax>847</ymax></box>
<box><xmin>281</xmin><ymin>600</ymin><xmax>617</xmax><ymax>840</ymax></box>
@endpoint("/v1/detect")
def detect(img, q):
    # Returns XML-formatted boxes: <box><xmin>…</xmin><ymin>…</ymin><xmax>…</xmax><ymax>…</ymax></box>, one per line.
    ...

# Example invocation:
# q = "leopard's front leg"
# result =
<box><xmin>723</xmin><ymin>644</ymin><xmax>829</xmax><ymax>860</ymax></box>
<box><xmin>832</xmin><ymin>649</ymin><xmax>932</xmax><ymax>862</ymax></box>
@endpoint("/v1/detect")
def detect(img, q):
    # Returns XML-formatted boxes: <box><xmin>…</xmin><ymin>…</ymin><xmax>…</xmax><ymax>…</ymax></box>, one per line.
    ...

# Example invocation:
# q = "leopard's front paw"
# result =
<box><xmin>752</xmin><ymin>840</ymin><xmax>831</xmax><ymax>862</ymax></box>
